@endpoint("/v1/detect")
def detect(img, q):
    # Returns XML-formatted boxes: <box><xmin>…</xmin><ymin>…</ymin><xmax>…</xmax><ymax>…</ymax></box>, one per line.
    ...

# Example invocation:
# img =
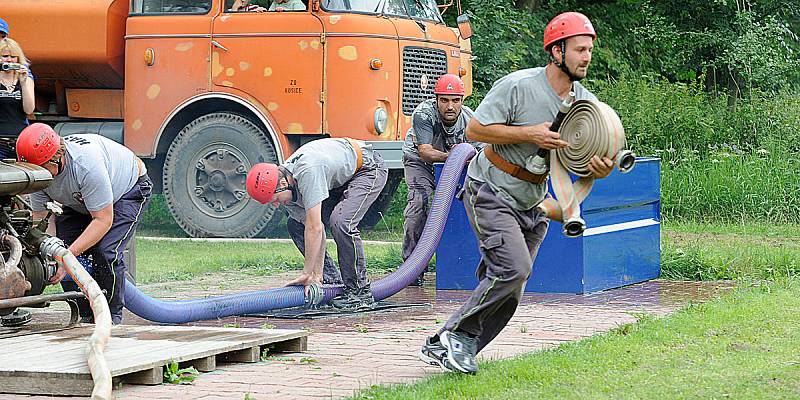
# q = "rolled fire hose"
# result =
<box><xmin>123</xmin><ymin>143</ymin><xmax>478</xmax><ymax>323</ymax></box>
<box><xmin>537</xmin><ymin>100</ymin><xmax>635</xmax><ymax>237</ymax></box>
<box><xmin>40</xmin><ymin>237</ymin><xmax>112</xmax><ymax>400</ymax></box>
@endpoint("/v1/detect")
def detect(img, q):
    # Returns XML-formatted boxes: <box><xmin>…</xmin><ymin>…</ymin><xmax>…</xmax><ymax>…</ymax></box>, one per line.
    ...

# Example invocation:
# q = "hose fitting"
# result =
<box><xmin>615</xmin><ymin>150</ymin><xmax>636</xmax><ymax>173</ymax></box>
<box><xmin>304</xmin><ymin>283</ymin><xmax>324</xmax><ymax>308</ymax></box>
<box><xmin>562</xmin><ymin>217</ymin><xmax>586</xmax><ymax>238</ymax></box>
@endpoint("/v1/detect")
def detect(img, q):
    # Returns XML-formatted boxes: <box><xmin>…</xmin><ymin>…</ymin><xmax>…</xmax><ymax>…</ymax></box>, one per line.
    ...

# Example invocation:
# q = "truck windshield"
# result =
<box><xmin>323</xmin><ymin>0</ymin><xmax>443</xmax><ymax>23</ymax></box>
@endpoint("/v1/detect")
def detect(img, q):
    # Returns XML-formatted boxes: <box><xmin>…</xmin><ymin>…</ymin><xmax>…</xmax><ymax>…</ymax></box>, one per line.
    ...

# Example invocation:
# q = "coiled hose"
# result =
<box><xmin>124</xmin><ymin>143</ymin><xmax>478</xmax><ymax>323</ymax></box>
<box><xmin>537</xmin><ymin>100</ymin><xmax>635</xmax><ymax>237</ymax></box>
<box><xmin>39</xmin><ymin>237</ymin><xmax>112</xmax><ymax>400</ymax></box>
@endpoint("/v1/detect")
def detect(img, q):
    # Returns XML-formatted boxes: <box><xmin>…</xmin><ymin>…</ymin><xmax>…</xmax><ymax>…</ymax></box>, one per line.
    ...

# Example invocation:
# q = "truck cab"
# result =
<box><xmin>5</xmin><ymin>0</ymin><xmax>473</xmax><ymax>237</ymax></box>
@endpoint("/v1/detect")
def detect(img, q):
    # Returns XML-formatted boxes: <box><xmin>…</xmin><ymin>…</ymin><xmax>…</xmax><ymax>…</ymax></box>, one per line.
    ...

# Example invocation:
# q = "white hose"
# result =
<box><xmin>41</xmin><ymin>238</ymin><xmax>112</xmax><ymax>400</ymax></box>
<box><xmin>538</xmin><ymin>100</ymin><xmax>634</xmax><ymax>237</ymax></box>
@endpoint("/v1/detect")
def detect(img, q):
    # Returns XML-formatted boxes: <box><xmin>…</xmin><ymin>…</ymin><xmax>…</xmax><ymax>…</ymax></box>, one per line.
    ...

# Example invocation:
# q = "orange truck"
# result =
<box><xmin>4</xmin><ymin>0</ymin><xmax>473</xmax><ymax>237</ymax></box>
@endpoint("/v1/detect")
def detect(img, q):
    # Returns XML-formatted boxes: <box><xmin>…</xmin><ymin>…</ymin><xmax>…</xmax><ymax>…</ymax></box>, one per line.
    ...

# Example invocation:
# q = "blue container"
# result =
<box><xmin>434</xmin><ymin>157</ymin><xmax>661</xmax><ymax>294</ymax></box>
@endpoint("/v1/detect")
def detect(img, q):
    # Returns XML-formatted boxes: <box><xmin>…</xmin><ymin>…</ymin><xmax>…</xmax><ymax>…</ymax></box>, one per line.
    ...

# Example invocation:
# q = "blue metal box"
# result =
<box><xmin>434</xmin><ymin>157</ymin><xmax>661</xmax><ymax>294</ymax></box>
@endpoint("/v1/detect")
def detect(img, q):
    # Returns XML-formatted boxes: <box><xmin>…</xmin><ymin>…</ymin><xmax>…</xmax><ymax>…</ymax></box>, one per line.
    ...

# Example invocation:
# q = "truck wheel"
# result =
<box><xmin>163</xmin><ymin>112</ymin><xmax>278</xmax><ymax>237</ymax></box>
<box><xmin>359</xmin><ymin>169</ymin><xmax>403</xmax><ymax>228</ymax></box>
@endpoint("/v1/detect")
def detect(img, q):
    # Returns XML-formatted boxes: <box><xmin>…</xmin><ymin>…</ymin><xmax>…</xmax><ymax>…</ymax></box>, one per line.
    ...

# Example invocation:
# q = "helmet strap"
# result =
<box><xmin>555</xmin><ymin>40</ymin><xmax>581</xmax><ymax>82</ymax></box>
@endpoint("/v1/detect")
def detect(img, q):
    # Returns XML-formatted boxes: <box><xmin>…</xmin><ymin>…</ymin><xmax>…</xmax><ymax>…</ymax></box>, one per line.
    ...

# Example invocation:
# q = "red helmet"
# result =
<box><xmin>16</xmin><ymin>123</ymin><xmax>61</xmax><ymax>165</ymax></box>
<box><xmin>543</xmin><ymin>12</ymin><xmax>596</xmax><ymax>52</ymax></box>
<box><xmin>434</xmin><ymin>74</ymin><xmax>465</xmax><ymax>96</ymax></box>
<box><xmin>246</xmin><ymin>163</ymin><xmax>281</xmax><ymax>204</ymax></box>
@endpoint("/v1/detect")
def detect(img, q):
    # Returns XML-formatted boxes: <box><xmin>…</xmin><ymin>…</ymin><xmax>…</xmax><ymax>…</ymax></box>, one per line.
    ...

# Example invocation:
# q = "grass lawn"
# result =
<box><xmin>135</xmin><ymin>238</ymin><xmax>403</xmax><ymax>285</ymax></box>
<box><xmin>351</xmin><ymin>280</ymin><xmax>800</xmax><ymax>400</ymax></box>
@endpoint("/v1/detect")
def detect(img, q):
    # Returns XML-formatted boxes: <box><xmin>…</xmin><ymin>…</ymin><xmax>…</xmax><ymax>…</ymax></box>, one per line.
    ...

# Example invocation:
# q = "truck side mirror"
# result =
<box><xmin>457</xmin><ymin>14</ymin><xmax>472</xmax><ymax>40</ymax></box>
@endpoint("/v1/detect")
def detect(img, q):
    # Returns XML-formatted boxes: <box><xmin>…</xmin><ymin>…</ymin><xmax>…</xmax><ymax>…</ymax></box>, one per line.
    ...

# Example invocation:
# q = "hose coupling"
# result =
<box><xmin>615</xmin><ymin>150</ymin><xmax>636</xmax><ymax>174</ymax></box>
<box><xmin>562</xmin><ymin>217</ymin><xmax>586</xmax><ymax>238</ymax></box>
<box><xmin>39</xmin><ymin>236</ymin><xmax>67</xmax><ymax>258</ymax></box>
<box><xmin>304</xmin><ymin>283</ymin><xmax>324</xmax><ymax>308</ymax></box>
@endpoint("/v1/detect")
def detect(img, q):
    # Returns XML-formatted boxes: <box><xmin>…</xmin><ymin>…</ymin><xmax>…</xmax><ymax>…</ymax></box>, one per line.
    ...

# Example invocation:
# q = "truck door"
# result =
<box><xmin>212</xmin><ymin>1</ymin><xmax>324</xmax><ymax>135</ymax></box>
<box><xmin>125</xmin><ymin>0</ymin><xmax>216</xmax><ymax>155</ymax></box>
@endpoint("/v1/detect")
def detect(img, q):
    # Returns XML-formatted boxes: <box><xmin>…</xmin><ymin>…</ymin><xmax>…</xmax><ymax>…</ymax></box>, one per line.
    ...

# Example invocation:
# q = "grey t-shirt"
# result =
<box><xmin>468</xmin><ymin>67</ymin><xmax>597</xmax><ymax>210</ymax></box>
<box><xmin>31</xmin><ymin>134</ymin><xmax>145</xmax><ymax>214</ymax></box>
<box><xmin>283</xmin><ymin>138</ymin><xmax>376</xmax><ymax>222</ymax></box>
<box><xmin>402</xmin><ymin>98</ymin><xmax>479</xmax><ymax>162</ymax></box>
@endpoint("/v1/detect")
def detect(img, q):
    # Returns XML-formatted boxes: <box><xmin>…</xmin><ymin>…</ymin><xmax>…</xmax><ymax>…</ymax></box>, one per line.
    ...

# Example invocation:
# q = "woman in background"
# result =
<box><xmin>0</xmin><ymin>38</ymin><xmax>34</xmax><ymax>159</ymax></box>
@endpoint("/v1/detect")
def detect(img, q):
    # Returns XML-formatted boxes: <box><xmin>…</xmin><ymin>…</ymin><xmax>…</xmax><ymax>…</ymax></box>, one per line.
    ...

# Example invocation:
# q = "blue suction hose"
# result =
<box><xmin>124</xmin><ymin>144</ymin><xmax>477</xmax><ymax>323</ymax></box>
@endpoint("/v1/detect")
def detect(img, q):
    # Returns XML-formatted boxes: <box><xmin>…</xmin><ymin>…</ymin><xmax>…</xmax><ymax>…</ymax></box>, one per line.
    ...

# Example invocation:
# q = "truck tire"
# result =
<box><xmin>163</xmin><ymin>112</ymin><xmax>278</xmax><ymax>238</ymax></box>
<box><xmin>359</xmin><ymin>169</ymin><xmax>403</xmax><ymax>228</ymax></box>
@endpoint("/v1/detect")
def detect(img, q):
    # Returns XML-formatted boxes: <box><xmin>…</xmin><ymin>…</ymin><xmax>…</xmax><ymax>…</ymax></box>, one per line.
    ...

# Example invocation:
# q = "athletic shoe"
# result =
<box><xmin>439</xmin><ymin>330</ymin><xmax>478</xmax><ymax>374</ymax></box>
<box><xmin>419</xmin><ymin>335</ymin><xmax>447</xmax><ymax>368</ymax></box>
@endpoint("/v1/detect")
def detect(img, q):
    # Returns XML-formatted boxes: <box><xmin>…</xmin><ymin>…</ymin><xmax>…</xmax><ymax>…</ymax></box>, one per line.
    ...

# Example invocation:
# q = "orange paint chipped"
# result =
<box><xmin>175</xmin><ymin>42</ymin><xmax>193</xmax><ymax>52</ymax></box>
<box><xmin>222</xmin><ymin>81</ymin><xmax>234</xmax><ymax>87</ymax></box>
<box><xmin>220</xmin><ymin>15</ymin><xmax>231</xmax><ymax>22</ymax></box>
<box><xmin>132</xmin><ymin>119</ymin><xmax>142</xmax><ymax>131</ymax></box>
<box><xmin>239</xmin><ymin>61</ymin><xmax>250</xmax><ymax>71</ymax></box>
<box><xmin>309</xmin><ymin>40</ymin><xmax>320</xmax><ymax>50</ymax></box>
<box><xmin>226</xmin><ymin>67</ymin><xmax>236</xmax><ymax>77</ymax></box>
<box><xmin>338</xmin><ymin>46</ymin><xmax>358</xmax><ymax>61</ymax></box>
<box><xmin>267</xmin><ymin>102</ymin><xmax>279</xmax><ymax>111</ymax></box>
<box><xmin>329</xmin><ymin>15</ymin><xmax>341</xmax><ymax>24</ymax></box>
<box><xmin>385</xmin><ymin>72</ymin><xmax>389</xmax><ymax>80</ymax></box>
<box><xmin>287</xmin><ymin>123</ymin><xmax>303</xmax><ymax>134</ymax></box>
<box><xmin>298</xmin><ymin>40</ymin><xmax>309</xmax><ymax>51</ymax></box>
<box><xmin>146</xmin><ymin>84</ymin><xmax>161</xmax><ymax>100</ymax></box>
<box><xmin>263</xmin><ymin>67</ymin><xmax>273</xmax><ymax>77</ymax></box>
<box><xmin>212</xmin><ymin>52</ymin><xmax>224</xmax><ymax>78</ymax></box>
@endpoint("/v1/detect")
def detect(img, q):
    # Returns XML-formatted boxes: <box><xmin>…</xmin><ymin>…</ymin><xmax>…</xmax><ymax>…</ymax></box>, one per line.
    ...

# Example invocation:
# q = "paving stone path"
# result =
<box><xmin>13</xmin><ymin>275</ymin><xmax>729</xmax><ymax>400</ymax></box>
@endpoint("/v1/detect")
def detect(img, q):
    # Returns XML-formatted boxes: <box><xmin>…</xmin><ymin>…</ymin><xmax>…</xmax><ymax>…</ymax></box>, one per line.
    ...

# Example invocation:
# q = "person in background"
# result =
<box><xmin>0</xmin><ymin>37</ymin><xmax>34</xmax><ymax>159</ymax></box>
<box><xmin>247</xmin><ymin>138</ymin><xmax>388</xmax><ymax>309</ymax></box>
<box><xmin>401</xmin><ymin>74</ymin><xmax>481</xmax><ymax>286</ymax></box>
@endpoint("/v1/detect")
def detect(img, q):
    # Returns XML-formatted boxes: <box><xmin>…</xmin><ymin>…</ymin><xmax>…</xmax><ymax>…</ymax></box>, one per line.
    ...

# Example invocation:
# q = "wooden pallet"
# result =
<box><xmin>0</xmin><ymin>324</ymin><xmax>309</xmax><ymax>396</ymax></box>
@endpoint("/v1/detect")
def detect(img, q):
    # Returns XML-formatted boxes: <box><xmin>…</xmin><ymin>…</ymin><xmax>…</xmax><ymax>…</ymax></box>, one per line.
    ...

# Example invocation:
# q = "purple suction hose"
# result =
<box><xmin>124</xmin><ymin>143</ymin><xmax>477</xmax><ymax>324</ymax></box>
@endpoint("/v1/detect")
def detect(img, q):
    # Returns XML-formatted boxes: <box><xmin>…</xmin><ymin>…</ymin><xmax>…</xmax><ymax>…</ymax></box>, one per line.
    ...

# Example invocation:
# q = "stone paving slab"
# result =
<box><xmin>8</xmin><ymin>276</ymin><xmax>730</xmax><ymax>400</ymax></box>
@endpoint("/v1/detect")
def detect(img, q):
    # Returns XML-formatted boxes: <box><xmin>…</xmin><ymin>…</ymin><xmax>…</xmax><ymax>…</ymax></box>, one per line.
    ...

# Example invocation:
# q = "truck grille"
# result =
<box><xmin>402</xmin><ymin>47</ymin><xmax>448</xmax><ymax>115</ymax></box>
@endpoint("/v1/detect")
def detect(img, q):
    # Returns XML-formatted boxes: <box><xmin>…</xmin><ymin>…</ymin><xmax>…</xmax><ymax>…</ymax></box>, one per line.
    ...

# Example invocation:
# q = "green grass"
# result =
<box><xmin>135</xmin><ymin>238</ymin><xmax>402</xmax><ymax>285</ymax></box>
<box><xmin>661</xmin><ymin>221</ymin><xmax>800</xmax><ymax>281</ymax></box>
<box><xmin>352</xmin><ymin>280</ymin><xmax>800</xmax><ymax>400</ymax></box>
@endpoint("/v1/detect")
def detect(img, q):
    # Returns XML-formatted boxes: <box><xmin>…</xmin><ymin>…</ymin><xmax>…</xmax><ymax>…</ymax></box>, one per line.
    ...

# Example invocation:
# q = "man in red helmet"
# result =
<box><xmin>247</xmin><ymin>138</ymin><xmax>388</xmax><ymax>309</ymax></box>
<box><xmin>401</xmin><ymin>74</ymin><xmax>482</xmax><ymax>286</ymax></box>
<box><xmin>419</xmin><ymin>12</ymin><xmax>615</xmax><ymax>374</ymax></box>
<box><xmin>16</xmin><ymin>123</ymin><xmax>152</xmax><ymax>325</ymax></box>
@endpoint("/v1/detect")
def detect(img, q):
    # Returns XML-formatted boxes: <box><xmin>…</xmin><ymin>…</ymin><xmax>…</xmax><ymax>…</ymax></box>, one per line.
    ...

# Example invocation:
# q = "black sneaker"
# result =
<box><xmin>439</xmin><ymin>330</ymin><xmax>478</xmax><ymax>374</ymax></box>
<box><xmin>419</xmin><ymin>335</ymin><xmax>448</xmax><ymax>369</ymax></box>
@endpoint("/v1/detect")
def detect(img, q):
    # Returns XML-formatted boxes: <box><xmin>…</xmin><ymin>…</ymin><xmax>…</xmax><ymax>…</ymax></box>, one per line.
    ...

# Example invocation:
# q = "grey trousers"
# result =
<box><xmin>401</xmin><ymin>156</ymin><xmax>436</xmax><ymax>260</ymax></box>
<box><xmin>443</xmin><ymin>177</ymin><xmax>549</xmax><ymax>353</ymax></box>
<box><xmin>288</xmin><ymin>154</ymin><xmax>388</xmax><ymax>292</ymax></box>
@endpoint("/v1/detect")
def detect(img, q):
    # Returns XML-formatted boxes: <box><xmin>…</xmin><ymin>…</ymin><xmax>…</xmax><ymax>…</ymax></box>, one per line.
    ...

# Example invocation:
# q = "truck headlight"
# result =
<box><xmin>373</xmin><ymin>107</ymin><xmax>388</xmax><ymax>135</ymax></box>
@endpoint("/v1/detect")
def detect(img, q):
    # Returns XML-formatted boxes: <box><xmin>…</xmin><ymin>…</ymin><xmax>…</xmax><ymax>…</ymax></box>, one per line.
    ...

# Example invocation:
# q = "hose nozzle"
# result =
<box><xmin>304</xmin><ymin>283</ymin><xmax>324</xmax><ymax>308</ymax></box>
<box><xmin>615</xmin><ymin>150</ymin><xmax>635</xmax><ymax>174</ymax></box>
<box><xmin>563</xmin><ymin>217</ymin><xmax>586</xmax><ymax>238</ymax></box>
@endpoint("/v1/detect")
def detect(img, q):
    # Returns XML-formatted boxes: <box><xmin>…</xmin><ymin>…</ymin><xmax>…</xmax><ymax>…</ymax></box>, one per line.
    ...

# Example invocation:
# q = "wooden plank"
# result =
<box><xmin>0</xmin><ymin>371</ymin><xmax>93</xmax><ymax>397</ymax></box>
<box><xmin>186</xmin><ymin>355</ymin><xmax>216</xmax><ymax>372</ymax></box>
<box><xmin>0</xmin><ymin>325</ymin><xmax>310</xmax><ymax>395</ymax></box>
<box><xmin>217</xmin><ymin>346</ymin><xmax>260</xmax><ymax>363</ymax></box>
<box><xmin>270</xmin><ymin>336</ymin><xmax>308</xmax><ymax>352</ymax></box>
<box><xmin>121</xmin><ymin>366</ymin><xmax>163</xmax><ymax>385</ymax></box>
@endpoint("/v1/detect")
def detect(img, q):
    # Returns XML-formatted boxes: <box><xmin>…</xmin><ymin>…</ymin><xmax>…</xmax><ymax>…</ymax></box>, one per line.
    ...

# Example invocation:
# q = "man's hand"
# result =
<box><xmin>588</xmin><ymin>156</ymin><xmax>614</xmax><ymax>179</ymax></box>
<box><xmin>49</xmin><ymin>265</ymin><xmax>67</xmax><ymax>284</ymax></box>
<box><xmin>527</xmin><ymin>122</ymin><xmax>569</xmax><ymax>150</ymax></box>
<box><xmin>285</xmin><ymin>271</ymin><xmax>322</xmax><ymax>296</ymax></box>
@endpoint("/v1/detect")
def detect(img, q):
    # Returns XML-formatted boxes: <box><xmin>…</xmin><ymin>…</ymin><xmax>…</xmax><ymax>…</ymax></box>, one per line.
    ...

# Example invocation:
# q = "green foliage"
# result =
<box><xmin>163</xmin><ymin>361</ymin><xmax>199</xmax><ymax>385</ymax></box>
